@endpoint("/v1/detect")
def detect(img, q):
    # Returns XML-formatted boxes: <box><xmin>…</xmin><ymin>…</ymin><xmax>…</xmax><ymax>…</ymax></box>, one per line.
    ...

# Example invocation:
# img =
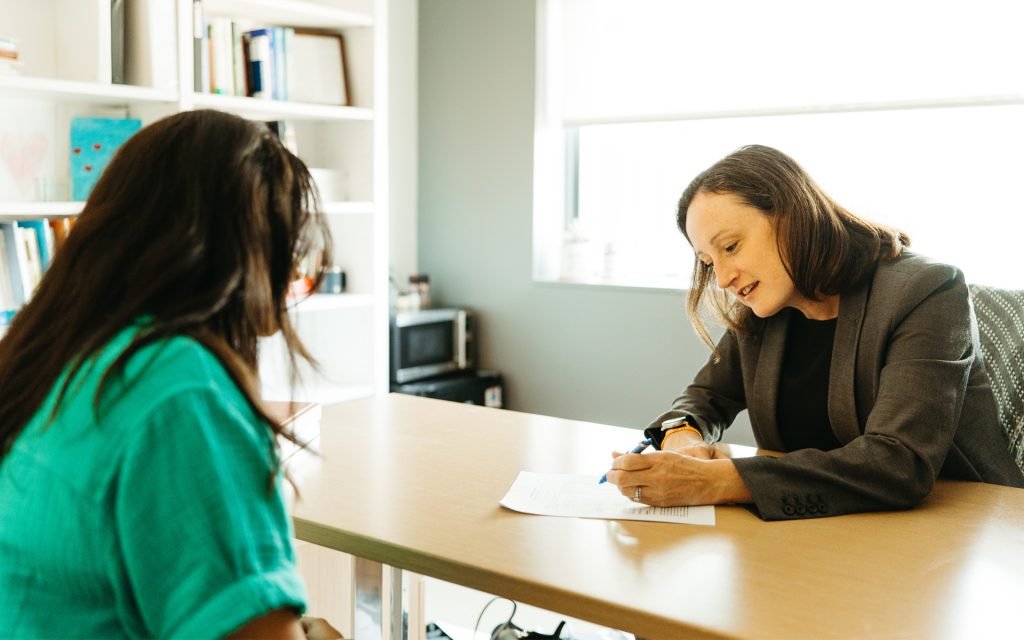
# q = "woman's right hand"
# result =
<box><xmin>606</xmin><ymin>450</ymin><xmax>752</xmax><ymax>507</ymax></box>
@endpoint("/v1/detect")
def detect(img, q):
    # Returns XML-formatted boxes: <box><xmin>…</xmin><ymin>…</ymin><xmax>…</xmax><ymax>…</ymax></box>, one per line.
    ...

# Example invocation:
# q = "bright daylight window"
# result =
<box><xmin>533</xmin><ymin>0</ymin><xmax>1024</xmax><ymax>290</ymax></box>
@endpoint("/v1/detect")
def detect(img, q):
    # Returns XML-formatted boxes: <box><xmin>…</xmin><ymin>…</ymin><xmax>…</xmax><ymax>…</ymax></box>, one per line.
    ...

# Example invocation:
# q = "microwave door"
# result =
<box><xmin>394</xmin><ymin>316</ymin><xmax>456</xmax><ymax>383</ymax></box>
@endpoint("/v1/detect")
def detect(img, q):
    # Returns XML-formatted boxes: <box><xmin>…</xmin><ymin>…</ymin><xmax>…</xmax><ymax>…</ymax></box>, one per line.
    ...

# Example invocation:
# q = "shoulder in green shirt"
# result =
<box><xmin>0</xmin><ymin>324</ymin><xmax>307</xmax><ymax>638</ymax></box>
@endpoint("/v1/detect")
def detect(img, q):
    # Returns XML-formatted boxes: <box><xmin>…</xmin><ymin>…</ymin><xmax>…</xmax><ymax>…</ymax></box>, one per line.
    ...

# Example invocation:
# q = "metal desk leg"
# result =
<box><xmin>354</xmin><ymin>557</ymin><xmax>407</xmax><ymax>640</ymax></box>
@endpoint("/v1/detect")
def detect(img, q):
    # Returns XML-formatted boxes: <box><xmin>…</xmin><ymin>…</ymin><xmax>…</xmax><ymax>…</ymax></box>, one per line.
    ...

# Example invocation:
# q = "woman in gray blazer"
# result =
<box><xmin>604</xmin><ymin>145</ymin><xmax>1024</xmax><ymax>520</ymax></box>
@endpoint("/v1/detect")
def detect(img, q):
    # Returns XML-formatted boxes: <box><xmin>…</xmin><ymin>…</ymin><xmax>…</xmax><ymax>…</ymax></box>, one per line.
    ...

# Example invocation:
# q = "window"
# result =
<box><xmin>534</xmin><ymin>0</ymin><xmax>1024</xmax><ymax>289</ymax></box>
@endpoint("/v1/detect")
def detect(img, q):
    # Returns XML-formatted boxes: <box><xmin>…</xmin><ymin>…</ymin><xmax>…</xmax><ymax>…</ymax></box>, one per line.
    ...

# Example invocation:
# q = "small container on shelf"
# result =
<box><xmin>408</xmin><ymin>273</ymin><xmax>431</xmax><ymax>310</ymax></box>
<box><xmin>395</xmin><ymin>288</ymin><xmax>419</xmax><ymax>313</ymax></box>
<box><xmin>319</xmin><ymin>266</ymin><xmax>346</xmax><ymax>294</ymax></box>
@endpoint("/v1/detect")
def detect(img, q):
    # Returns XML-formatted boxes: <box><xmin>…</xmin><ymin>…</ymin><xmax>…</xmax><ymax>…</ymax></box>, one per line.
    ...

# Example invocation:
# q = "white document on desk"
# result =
<box><xmin>500</xmin><ymin>471</ymin><xmax>715</xmax><ymax>526</ymax></box>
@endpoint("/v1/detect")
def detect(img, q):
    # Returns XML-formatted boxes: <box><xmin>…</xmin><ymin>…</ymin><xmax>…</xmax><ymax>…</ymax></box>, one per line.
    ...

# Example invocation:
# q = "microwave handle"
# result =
<box><xmin>454</xmin><ymin>311</ymin><xmax>468</xmax><ymax>368</ymax></box>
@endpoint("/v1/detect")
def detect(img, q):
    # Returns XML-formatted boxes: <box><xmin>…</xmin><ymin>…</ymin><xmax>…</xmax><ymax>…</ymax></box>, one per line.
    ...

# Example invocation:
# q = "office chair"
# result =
<box><xmin>969</xmin><ymin>284</ymin><xmax>1024</xmax><ymax>474</ymax></box>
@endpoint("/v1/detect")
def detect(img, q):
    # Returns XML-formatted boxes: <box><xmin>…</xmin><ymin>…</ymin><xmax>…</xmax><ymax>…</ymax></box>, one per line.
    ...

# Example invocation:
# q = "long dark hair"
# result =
<box><xmin>0</xmin><ymin>109</ymin><xmax>332</xmax><ymax>466</ymax></box>
<box><xmin>677</xmin><ymin>145</ymin><xmax>909</xmax><ymax>352</ymax></box>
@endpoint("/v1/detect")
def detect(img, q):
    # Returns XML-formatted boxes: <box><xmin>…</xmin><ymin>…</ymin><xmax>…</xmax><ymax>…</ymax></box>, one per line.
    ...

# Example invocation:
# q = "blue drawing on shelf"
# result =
<box><xmin>69</xmin><ymin>117</ymin><xmax>142</xmax><ymax>201</ymax></box>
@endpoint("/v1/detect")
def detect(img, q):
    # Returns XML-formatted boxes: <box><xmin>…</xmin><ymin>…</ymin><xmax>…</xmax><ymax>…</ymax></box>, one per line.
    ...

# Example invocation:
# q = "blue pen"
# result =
<box><xmin>598</xmin><ymin>438</ymin><xmax>652</xmax><ymax>484</ymax></box>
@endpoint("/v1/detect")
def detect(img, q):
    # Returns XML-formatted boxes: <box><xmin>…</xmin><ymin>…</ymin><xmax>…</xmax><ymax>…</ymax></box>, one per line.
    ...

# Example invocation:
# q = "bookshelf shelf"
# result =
<box><xmin>190</xmin><ymin>92</ymin><xmax>374</xmax><ymax>122</ymax></box>
<box><xmin>0</xmin><ymin>75</ymin><xmax>178</xmax><ymax>106</ymax></box>
<box><xmin>203</xmin><ymin>0</ymin><xmax>375</xmax><ymax>30</ymax></box>
<box><xmin>288</xmin><ymin>293</ymin><xmax>374</xmax><ymax>313</ymax></box>
<box><xmin>0</xmin><ymin>202</ymin><xmax>83</xmax><ymax>219</ymax></box>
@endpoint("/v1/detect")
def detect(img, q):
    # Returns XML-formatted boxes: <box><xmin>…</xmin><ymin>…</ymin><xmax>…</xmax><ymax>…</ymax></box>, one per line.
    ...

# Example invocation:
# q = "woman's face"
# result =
<box><xmin>685</xmin><ymin>190</ymin><xmax>809</xmax><ymax>319</ymax></box>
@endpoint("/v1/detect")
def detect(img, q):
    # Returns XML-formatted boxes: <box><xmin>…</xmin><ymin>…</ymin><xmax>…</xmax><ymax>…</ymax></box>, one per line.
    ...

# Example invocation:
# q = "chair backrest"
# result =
<box><xmin>968</xmin><ymin>284</ymin><xmax>1024</xmax><ymax>474</ymax></box>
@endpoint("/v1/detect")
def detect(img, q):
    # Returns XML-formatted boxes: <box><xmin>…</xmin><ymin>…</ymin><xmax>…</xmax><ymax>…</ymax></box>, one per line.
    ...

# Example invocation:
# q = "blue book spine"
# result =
<box><xmin>273</xmin><ymin>27</ymin><xmax>287</xmax><ymax>101</ymax></box>
<box><xmin>246</xmin><ymin>29</ymin><xmax>272</xmax><ymax>98</ymax></box>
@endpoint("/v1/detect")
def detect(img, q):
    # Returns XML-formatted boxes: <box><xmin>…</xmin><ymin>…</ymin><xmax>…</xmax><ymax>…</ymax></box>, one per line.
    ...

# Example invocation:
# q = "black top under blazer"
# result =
<box><xmin>647</xmin><ymin>252</ymin><xmax>1024</xmax><ymax>520</ymax></box>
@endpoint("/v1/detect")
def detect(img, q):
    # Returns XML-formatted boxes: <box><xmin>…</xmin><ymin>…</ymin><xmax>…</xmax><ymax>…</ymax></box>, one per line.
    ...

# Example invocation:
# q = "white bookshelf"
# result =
<box><xmin>0</xmin><ymin>201</ymin><xmax>83</xmax><ymax>218</ymax></box>
<box><xmin>1</xmin><ymin>0</ymin><xmax>402</xmax><ymax>633</ymax></box>
<box><xmin>0</xmin><ymin>74</ymin><xmax>178</xmax><ymax>104</ymax></box>
<box><xmin>203</xmin><ymin>0</ymin><xmax>374</xmax><ymax>29</ymax></box>
<box><xmin>0</xmin><ymin>0</ymin><xmax>392</xmax><ymax>406</ymax></box>
<box><xmin>190</xmin><ymin>92</ymin><xmax>374</xmax><ymax>121</ymax></box>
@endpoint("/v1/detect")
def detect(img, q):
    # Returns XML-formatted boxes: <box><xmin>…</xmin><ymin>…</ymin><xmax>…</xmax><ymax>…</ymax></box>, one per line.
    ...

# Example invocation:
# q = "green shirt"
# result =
<box><xmin>0</xmin><ymin>324</ymin><xmax>307</xmax><ymax>638</ymax></box>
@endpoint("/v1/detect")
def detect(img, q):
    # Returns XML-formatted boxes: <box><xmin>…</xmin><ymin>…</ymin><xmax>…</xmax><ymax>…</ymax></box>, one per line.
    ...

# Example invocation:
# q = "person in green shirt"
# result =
<box><xmin>0</xmin><ymin>109</ymin><xmax>343</xmax><ymax>638</ymax></box>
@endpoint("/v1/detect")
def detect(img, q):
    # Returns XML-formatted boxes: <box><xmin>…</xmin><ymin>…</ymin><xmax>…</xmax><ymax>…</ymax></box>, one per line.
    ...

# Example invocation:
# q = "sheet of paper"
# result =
<box><xmin>500</xmin><ymin>471</ymin><xmax>715</xmax><ymax>526</ymax></box>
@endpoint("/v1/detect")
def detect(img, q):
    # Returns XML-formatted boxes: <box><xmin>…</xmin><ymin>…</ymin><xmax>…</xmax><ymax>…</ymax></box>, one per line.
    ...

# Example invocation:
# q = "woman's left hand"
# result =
<box><xmin>605</xmin><ymin>450</ymin><xmax>752</xmax><ymax>507</ymax></box>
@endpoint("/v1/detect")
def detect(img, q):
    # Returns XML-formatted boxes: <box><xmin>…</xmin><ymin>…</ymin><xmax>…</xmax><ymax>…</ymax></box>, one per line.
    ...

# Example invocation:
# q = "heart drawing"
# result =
<box><xmin>0</xmin><ymin>131</ymin><xmax>49</xmax><ymax>199</ymax></box>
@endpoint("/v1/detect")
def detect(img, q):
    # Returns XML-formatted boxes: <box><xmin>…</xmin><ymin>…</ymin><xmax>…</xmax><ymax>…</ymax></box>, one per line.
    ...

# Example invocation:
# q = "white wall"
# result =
<box><xmin>416</xmin><ymin>0</ymin><xmax>755</xmax><ymax>444</ymax></box>
<box><xmin>389</xmin><ymin>0</ymin><xmax>418</xmax><ymax>281</ymax></box>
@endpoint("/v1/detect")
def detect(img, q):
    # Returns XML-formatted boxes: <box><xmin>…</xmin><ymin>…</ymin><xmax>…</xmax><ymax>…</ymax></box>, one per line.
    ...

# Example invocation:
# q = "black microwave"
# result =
<box><xmin>390</xmin><ymin>308</ymin><xmax>474</xmax><ymax>383</ymax></box>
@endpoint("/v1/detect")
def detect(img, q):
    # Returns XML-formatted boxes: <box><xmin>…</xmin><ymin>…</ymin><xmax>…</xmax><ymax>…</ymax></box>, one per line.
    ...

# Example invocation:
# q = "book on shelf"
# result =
<box><xmin>265</xmin><ymin>400</ymin><xmax>322</xmax><ymax>460</ymax></box>
<box><xmin>15</xmin><ymin>224</ymin><xmax>43</xmax><ymax>294</ymax></box>
<box><xmin>269</xmin><ymin>27</ymin><xmax>287</xmax><ymax>101</ymax></box>
<box><xmin>17</xmin><ymin>221</ymin><xmax>53</xmax><ymax>270</ymax></box>
<box><xmin>0</xmin><ymin>222</ymin><xmax>27</xmax><ymax>306</ymax></box>
<box><xmin>251</xmin><ymin>27</ymin><xmax>289</xmax><ymax>101</ymax></box>
<box><xmin>0</xmin><ymin>309</ymin><xmax>13</xmax><ymax>339</ymax></box>
<box><xmin>208</xmin><ymin>18</ymin><xmax>235</xmax><ymax>95</ymax></box>
<box><xmin>231</xmin><ymin>22</ymin><xmax>248</xmax><ymax>98</ymax></box>
<box><xmin>0</xmin><ymin>216</ymin><xmax>76</xmax><ymax>314</ymax></box>
<box><xmin>243</xmin><ymin>27</ymin><xmax>293</xmax><ymax>101</ymax></box>
<box><xmin>192</xmin><ymin>1</ymin><xmax>350</xmax><ymax>107</ymax></box>
<box><xmin>0</xmin><ymin>234</ymin><xmax>16</xmax><ymax>315</ymax></box>
<box><xmin>246</xmin><ymin>28</ymin><xmax>273</xmax><ymax>99</ymax></box>
<box><xmin>111</xmin><ymin>0</ymin><xmax>125</xmax><ymax>84</ymax></box>
<box><xmin>0</xmin><ymin>222</ymin><xmax>41</xmax><ymax>306</ymax></box>
<box><xmin>124</xmin><ymin>0</ymin><xmax>177</xmax><ymax>90</ymax></box>
<box><xmin>54</xmin><ymin>0</ymin><xmax>112</xmax><ymax>83</ymax></box>
<box><xmin>193</xmin><ymin>0</ymin><xmax>209</xmax><ymax>92</ymax></box>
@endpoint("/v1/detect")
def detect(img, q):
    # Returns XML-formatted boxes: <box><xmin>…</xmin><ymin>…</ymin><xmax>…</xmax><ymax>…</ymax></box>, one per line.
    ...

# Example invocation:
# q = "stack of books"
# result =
<box><xmin>194</xmin><ymin>4</ymin><xmax>349</xmax><ymax>105</ymax></box>
<box><xmin>0</xmin><ymin>36</ymin><xmax>20</xmax><ymax>75</ymax></box>
<box><xmin>1</xmin><ymin>218</ymin><xmax>75</xmax><ymax>324</ymax></box>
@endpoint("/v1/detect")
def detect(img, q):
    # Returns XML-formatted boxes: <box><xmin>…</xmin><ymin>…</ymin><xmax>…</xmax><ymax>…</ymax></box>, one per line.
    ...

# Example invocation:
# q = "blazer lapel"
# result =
<box><xmin>750</xmin><ymin>311</ymin><xmax>789</xmax><ymax>451</ymax></box>
<box><xmin>829</xmin><ymin>282</ymin><xmax>869</xmax><ymax>443</ymax></box>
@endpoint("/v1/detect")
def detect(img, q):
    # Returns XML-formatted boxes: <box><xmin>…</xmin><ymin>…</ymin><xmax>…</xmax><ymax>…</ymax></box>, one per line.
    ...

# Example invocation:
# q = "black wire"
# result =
<box><xmin>472</xmin><ymin>596</ymin><xmax>518</xmax><ymax>638</ymax></box>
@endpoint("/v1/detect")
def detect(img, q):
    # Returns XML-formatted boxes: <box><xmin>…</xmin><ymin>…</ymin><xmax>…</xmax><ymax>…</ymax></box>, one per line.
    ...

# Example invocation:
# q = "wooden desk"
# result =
<box><xmin>290</xmin><ymin>394</ymin><xmax>1024</xmax><ymax>640</ymax></box>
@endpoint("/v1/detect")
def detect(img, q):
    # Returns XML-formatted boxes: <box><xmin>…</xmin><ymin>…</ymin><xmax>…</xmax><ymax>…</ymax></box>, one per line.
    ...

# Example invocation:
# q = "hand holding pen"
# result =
<box><xmin>598</xmin><ymin>438</ymin><xmax>652</xmax><ymax>484</ymax></box>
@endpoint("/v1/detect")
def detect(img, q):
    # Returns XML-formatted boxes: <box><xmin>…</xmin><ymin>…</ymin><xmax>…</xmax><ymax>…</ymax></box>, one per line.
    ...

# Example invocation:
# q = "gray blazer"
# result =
<box><xmin>648</xmin><ymin>252</ymin><xmax>1024</xmax><ymax>520</ymax></box>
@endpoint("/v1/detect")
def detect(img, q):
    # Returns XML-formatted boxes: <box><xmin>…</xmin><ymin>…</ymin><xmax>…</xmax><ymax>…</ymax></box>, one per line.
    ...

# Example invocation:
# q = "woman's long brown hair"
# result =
<box><xmin>677</xmin><ymin>145</ymin><xmax>909</xmax><ymax>355</ymax></box>
<box><xmin>0</xmin><ymin>109</ymin><xmax>332</xmax><ymax>471</ymax></box>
